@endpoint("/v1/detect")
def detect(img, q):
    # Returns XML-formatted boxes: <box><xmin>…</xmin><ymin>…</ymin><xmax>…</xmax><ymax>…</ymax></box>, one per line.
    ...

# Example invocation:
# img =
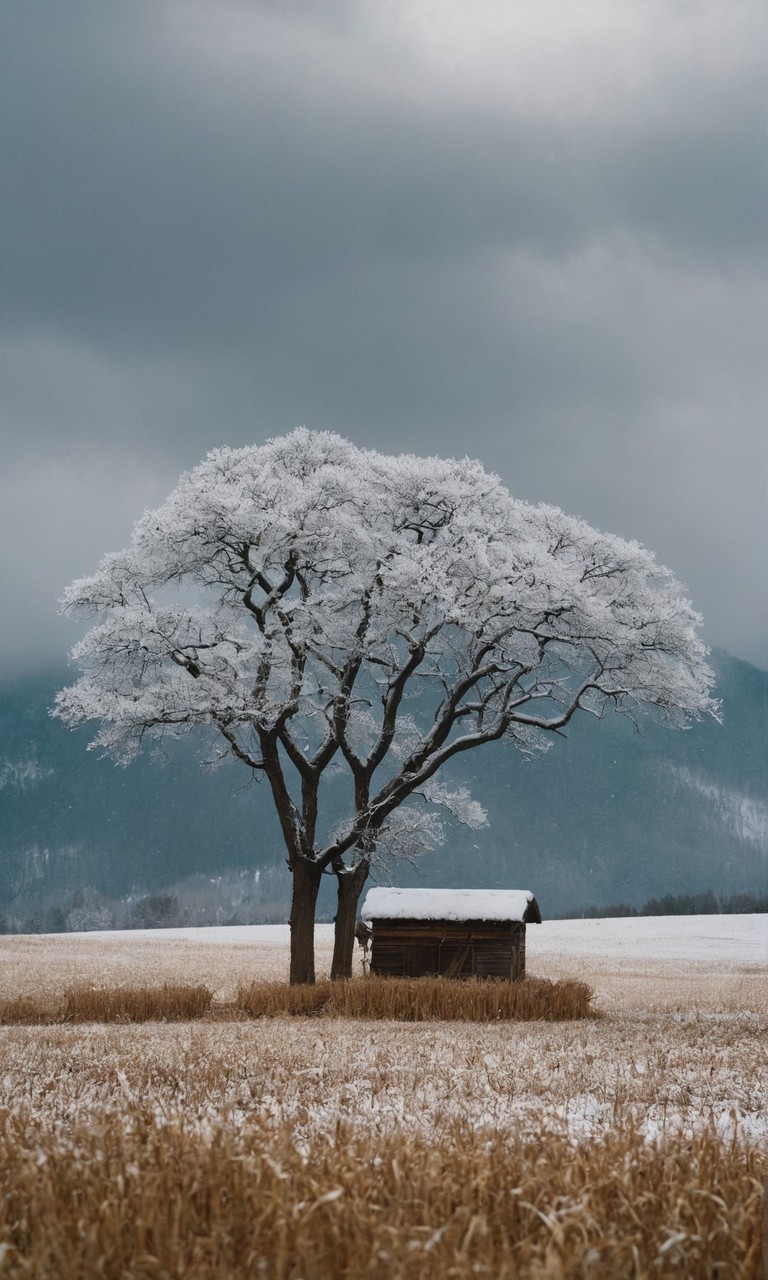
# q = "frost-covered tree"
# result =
<box><xmin>55</xmin><ymin>430</ymin><xmax>717</xmax><ymax>983</ymax></box>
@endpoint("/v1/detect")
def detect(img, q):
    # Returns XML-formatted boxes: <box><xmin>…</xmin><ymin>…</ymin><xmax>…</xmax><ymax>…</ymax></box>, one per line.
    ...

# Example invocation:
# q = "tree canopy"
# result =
<box><xmin>55</xmin><ymin>430</ymin><xmax>717</xmax><ymax>981</ymax></box>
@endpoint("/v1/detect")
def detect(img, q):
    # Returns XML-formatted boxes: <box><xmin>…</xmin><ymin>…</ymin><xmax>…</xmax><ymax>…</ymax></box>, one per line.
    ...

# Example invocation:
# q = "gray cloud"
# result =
<box><xmin>1</xmin><ymin>0</ymin><xmax>765</xmax><ymax>674</ymax></box>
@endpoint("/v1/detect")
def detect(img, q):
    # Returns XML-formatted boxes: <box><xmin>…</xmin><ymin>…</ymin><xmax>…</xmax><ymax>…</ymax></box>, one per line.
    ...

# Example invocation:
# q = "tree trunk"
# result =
<box><xmin>330</xmin><ymin>860</ymin><xmax>370</xmax><ymax>980</ymax></box>
<box><xmin>289</xmin><ymin>859</ymin><xmax>323</xmax><ymax>985</ymax></box>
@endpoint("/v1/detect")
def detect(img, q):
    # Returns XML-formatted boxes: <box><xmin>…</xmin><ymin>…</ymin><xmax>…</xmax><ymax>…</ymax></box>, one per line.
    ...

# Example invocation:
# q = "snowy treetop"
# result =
<box><xmin>55</xmin><ymin>428</ymin><xmax>717</xmax><ymax>884</ymax></box>
<box><xmin>361</xmin><ymin>887</ymin><xmax>538</xmax><ymax>923</ymax></box>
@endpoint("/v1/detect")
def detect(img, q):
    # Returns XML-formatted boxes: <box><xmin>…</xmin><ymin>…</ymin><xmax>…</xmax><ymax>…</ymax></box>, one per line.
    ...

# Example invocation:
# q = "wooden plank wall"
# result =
<box><xmin>370</xmin><ymin>919</ymin><xmax>526</xmax><ymax>981</ymax></box>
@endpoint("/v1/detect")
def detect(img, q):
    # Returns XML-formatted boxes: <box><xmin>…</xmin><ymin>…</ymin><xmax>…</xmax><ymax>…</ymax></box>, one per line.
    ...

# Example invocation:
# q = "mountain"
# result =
<box><xmin>0</xmin><ymin>650</ymin><xmax>765</xmax><ymax>924</ymax></box>
<box><xmin>415</xmin><ymin>648</ymin><xmax>767</xmax><ymax>912</ymax></box>
<box><xmin>0</xmin><ymin>670</ymin><xmax>284</xmax><ymax>912</ymax></box>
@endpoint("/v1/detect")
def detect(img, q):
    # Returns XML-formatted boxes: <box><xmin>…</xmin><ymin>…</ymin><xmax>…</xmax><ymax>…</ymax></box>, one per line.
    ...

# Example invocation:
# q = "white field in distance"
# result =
<box><xmin>0</xmin><ymin>912</ymin><xmax>764</xmax><ymax>1009</ymax></box>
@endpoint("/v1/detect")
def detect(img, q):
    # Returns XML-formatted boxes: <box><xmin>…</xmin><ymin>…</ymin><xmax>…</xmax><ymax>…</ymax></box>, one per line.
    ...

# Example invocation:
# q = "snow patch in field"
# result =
<box><xmin>527</xmin><ymin>913</ymin><xmax>767</xmax><ymax>966</ymax></box>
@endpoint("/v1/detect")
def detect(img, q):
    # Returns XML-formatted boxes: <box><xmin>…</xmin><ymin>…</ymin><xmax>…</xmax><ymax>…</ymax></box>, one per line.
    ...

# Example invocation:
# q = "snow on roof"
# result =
<box><xmin>361</xmin><ymin>887</ymin><xmax>539</xmax><ymax>924</ymax></box>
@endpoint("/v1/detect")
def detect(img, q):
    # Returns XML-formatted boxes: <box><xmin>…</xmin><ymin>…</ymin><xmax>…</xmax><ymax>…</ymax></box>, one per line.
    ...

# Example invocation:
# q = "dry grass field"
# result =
<box><xmin>0</xmin><ymin>918</ymin><xmax>765</xmax><ymax>1277</ymax></box>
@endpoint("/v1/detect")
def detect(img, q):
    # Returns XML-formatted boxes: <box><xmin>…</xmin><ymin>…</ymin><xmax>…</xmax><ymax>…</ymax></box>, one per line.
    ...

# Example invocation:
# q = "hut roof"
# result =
<box><xmin>361</xmin><ymin>887</ymin><xmax>541</xmax><ymax>924</ymax></box>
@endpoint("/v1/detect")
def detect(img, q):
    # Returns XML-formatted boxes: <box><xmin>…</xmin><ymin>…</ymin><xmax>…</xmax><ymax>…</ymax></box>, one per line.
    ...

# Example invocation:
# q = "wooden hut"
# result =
<box><xmin>360</xmin><ymin>888</ymin><xmax>542</xmax><ymax>981</ymax></box>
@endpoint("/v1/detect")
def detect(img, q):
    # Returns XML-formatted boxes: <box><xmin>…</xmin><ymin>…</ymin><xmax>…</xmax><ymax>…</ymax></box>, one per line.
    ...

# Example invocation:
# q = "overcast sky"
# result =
<box><xmin>2</xmin><ymin>0</ymin><xmax>766</xmax><ymax>678</ymax></box>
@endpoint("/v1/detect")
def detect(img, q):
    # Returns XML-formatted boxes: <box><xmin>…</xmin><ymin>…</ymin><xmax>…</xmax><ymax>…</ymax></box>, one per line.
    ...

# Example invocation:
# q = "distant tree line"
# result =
<box><xmin>560</xmin><ymin>889</ymin><xmax>768</xmax><ymax>919</ymax></box>
<box><xmin>0</xmin><ymin>865</ymin><xmax>294</xmax><ymax>935</ymax></box>
<box><xmin>2</xmin><ymin>882</ymin><xmax>766</xmax><ymax>935</ymax></box>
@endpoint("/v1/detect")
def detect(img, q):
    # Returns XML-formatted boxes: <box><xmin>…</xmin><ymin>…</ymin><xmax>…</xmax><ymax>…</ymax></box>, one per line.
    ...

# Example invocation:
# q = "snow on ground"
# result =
<box><xmin>1</xmin><ymin>1007</ymin><xmax>765</xmax><ymax>1149</ymax></box>
<box><xmin>0</xmin><ymin>914</ymin><xmax>766</xmax><ymax>1150</ymax></box>
<box><xmin>66</xmin><ymin>912</ymin><xmax>767</xmax><ymax>966</ymax></box>
<box><xmin>531</xmin><ymin>912</ymin><xmax>767</xmax><ymax>965</ymax></box>
<box><xmin>0</xmin><ymin>915</ymin><xmax>765</xmax><ymax>1013</ymax></box>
